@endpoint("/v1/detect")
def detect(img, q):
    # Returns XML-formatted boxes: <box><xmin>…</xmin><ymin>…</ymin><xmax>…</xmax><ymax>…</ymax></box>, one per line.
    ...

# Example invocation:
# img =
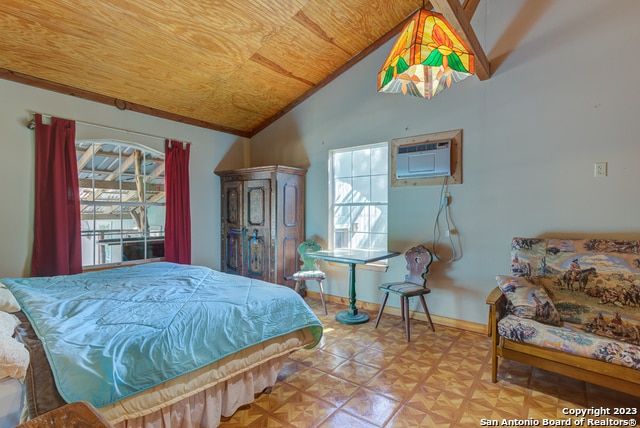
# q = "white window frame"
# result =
<box><xmin>328</xmin><ymin>142</ymin><xmax>389</xmax><ymax>266</ymax></box>
<box><xmin>77</xmin><ymin>139</ymin><xmax>165</xmax><ymax>268</ymax></box>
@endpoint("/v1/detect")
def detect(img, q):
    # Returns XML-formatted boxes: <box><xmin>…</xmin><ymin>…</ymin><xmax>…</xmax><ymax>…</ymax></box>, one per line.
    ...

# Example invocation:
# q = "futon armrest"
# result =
<box><xmin>486</xmin><ymin>286</ymin><xmax>507</xmax><ymax>336</ymax></box>
<box><xmin>486</xmin><ymin>286</ymin><xmax>504</xmax><ymax>306</ymax></box>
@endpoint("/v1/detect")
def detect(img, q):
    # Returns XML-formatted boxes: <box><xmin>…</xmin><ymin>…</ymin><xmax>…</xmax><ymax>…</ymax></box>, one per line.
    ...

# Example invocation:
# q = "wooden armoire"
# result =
<box><xmin>215</xmin><ymin>165</ymin><xmax>306</xmax><ymax>287</ymax></box>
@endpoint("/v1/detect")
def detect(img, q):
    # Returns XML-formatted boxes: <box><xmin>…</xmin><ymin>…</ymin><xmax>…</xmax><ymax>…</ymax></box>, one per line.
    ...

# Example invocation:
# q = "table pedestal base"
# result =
<box><xmin>335</xmin><ymin>309</ymin><xmax>369</xmax><ymax>325</ymax></box>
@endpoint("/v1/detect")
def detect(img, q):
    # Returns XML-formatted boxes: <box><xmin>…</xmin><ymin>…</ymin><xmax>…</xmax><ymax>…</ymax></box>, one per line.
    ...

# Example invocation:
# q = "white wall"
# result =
<box><xmin>250</xmin><ymin>0</ymin><xmax>640</xmax><ymax>325</ymax></box>
<box><xmin>0</xmin><ymin>79</ymin><xmax>249</xmax><ymax>278</ymax></box>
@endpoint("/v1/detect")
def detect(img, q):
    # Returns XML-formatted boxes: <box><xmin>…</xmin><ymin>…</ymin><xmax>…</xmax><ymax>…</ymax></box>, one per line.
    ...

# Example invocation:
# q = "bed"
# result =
<box><xmin>0</xmin><ymin>262</ymin><xmax>323</xmax><ymax>427</ymax></box>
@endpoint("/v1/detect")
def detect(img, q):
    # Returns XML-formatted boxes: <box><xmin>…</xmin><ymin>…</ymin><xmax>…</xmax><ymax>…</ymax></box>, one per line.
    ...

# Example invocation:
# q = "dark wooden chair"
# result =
<box><xmin>374</xmin><ymin>244</ymin><xmax>435</xmax><ymax>341</ymax></box>
<box><xmin>293</xmin><ymin>240</ymin><xmax>327</xmax><ymax>315</ymax></box>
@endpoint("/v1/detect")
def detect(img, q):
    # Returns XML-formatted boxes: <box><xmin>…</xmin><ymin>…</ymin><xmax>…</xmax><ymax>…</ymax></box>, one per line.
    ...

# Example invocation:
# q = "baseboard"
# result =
<box><xmin>305</xmin><ymin>290</ymin><xmax>486</xmax><ymax>334</ymax></box>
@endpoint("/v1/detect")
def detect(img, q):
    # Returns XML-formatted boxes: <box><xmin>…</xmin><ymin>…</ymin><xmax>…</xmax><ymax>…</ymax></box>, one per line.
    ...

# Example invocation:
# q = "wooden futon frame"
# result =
<box><xmin>486</xmin><ymin>287</ymin><xmax>640</xmax><ymax>397</ymax></box>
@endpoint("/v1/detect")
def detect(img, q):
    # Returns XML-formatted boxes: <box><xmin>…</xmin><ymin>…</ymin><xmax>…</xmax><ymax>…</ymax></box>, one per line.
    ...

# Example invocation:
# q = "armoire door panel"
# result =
<box><xmin>246</xmin><ymin>180</ymin><xmax>269</xmax><ymax>226</ymax></box>
<box><xmin>282</xmin><ymin>182</ymin><xmax>299</xmax><ymax>227</ymax></box>
<box><xmin>282</xmin><ymin>235</ymin><xmax>299</xmax><ymax>283</ymax></box>
<box><xmin>222</xmin><ymin>180</ymin><xmax>244</xmax><ymax>233</ymax></box>
<box><xmin>225</xmin><ymin>228</ymin><xmax>245</xmax><ymax>275</ymax></box>
<box><xmin>245</xmin><ymin>179</ymin><xmax>270</xmax><ymax>281</ymax></box>
<box><xmin>247</xmin><ymin>235</ymin><xmax>266</xmax><ymax>277</ymax></box>
<box><xmin>225</xmin><ymin>187</ymin><xmax>240</xmax><ymax>225</ymax></box>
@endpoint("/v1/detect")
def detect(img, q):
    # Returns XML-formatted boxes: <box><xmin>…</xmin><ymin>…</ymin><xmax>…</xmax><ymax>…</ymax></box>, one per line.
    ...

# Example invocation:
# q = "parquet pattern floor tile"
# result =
<box><xmin>219</xmin><ymin>298</ymin><xmax>639</xmax><ymax>427</ymax></box>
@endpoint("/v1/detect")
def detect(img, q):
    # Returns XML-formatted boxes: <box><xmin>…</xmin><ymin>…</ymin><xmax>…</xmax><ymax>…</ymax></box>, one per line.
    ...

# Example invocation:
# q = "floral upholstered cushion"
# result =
<box><xmin>498</xmin><ymin>314</ymin><xmax>640</xmax><ymax>370</ymax></box>
<box><xmin>496</xmin><ymin>275</ymin><xmax>562</xmax><ymax>326</ymax></box>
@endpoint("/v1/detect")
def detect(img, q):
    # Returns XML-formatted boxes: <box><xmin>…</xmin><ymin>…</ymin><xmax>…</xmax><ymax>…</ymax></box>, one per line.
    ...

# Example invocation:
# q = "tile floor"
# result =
<box><xmin>219</xmin><ymin>298</ymin><xmax>639</xmax><ymax>427</ymax></box>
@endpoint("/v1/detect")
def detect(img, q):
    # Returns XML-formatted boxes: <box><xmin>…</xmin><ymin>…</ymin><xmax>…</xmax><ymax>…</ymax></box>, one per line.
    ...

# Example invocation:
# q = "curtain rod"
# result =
<box><xmin>26</xmin><ymin>111</ymin><xmax>191</xmax><ymax>145</ymax></box>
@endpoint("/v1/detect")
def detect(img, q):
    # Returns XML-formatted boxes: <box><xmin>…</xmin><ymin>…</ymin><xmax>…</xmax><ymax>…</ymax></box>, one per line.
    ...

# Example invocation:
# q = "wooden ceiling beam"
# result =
<box><xmin>0</xmin><ymin>68</ymin><xmax>251</xmax><ymax>138</ymax></box>
<box><xmin>430</xmin><ymin>0</ymin><xmax>491</xmax><ymax>81</ymax></box>
<box><xmin>462</xmin><ymin>0</ymin><xmax>481</xmax><ymax>19</ymax></box>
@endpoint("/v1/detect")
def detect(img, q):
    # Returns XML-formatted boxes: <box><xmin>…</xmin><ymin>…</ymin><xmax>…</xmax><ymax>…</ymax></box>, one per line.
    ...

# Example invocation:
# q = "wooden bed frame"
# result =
<box><xmin>486</xmin><ymin>287</ymin><xmax>640</xmax><ymax>397</ymax></box>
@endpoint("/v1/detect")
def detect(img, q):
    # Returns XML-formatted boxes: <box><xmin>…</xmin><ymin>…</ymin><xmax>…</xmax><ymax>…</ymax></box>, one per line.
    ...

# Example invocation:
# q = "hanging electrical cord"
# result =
<box><xmin>431</xmin><ymin>177</ymin><xmax>460</xmax><ymax>262</ymax></box>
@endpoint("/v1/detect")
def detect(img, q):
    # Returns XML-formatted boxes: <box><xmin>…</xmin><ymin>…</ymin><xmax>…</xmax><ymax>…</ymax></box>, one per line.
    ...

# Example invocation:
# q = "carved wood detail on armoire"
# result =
<box><xmin>215</xmin><ymin>165</ymin><xmax>306</xmax><ymax>288</ymax></box>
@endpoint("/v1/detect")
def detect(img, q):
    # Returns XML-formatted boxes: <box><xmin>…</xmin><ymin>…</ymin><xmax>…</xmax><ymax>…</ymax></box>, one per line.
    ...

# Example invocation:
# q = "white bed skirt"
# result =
<box><xmin>101</xmin><ymin>326</ymin><xmax>315</xmax><ymax>427</ymax></box>
<box><xmin>113</xmin><ymin>353</ymin><xmax>286</xmax><ymax>428</ymax></box>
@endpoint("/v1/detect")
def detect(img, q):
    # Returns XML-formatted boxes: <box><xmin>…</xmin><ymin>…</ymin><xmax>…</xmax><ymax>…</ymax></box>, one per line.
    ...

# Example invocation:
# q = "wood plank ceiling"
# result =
<box><xmin>0</xmin><ymin>0</ymin><xmax>488</xmax><ymax>138</ymax></box>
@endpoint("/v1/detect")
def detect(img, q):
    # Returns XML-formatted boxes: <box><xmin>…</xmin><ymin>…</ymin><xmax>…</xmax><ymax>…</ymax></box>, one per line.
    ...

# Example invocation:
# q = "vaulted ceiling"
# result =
<box><xmin>0</xmin><ymin>0</ymin><xmax>489</xmax><ymax>138</ymax></box>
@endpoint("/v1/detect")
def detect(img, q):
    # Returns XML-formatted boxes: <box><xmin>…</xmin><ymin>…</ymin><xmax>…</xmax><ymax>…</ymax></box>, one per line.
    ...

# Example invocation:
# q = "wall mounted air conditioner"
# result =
<box><xmin>395</xmin><ymin>140</ymin><xmax>451</xmax><ymax>179</ymax></box>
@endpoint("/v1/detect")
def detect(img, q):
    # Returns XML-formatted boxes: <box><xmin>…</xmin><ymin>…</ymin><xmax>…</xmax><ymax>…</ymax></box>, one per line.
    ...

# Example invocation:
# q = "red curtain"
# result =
<box><xmin>31</xmin><ymin>114</ymin><xmax>82</xmax><ymax>277</ymax></box>
<box><xmin>164</xmin><ymin>140</ymin><xmax>191</xmax><ymax>264</ymax></box>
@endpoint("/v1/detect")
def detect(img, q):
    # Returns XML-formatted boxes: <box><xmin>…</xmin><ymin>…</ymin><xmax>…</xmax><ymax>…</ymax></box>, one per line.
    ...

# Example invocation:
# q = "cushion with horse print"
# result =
<box><xmin>497</xmin><ymin>275</ymin><xmax>562</xmax><ymax>326</ymax></box>
<box><xmin>510</xmin><ymin>237</ymin><xmax>640</xmax><ymax>346</ymax></box>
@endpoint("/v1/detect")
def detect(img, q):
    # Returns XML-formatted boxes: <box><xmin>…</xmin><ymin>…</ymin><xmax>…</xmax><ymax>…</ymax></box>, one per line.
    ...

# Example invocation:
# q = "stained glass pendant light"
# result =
<box><xmin>378</xmin><ymin>8</ymin><xmax>475</xmax><ymax>99</ymax></box>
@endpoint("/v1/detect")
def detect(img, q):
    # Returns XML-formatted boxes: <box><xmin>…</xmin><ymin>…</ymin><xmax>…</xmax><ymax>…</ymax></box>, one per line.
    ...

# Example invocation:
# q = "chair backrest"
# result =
<box><xmin>297</xmin><ymin>240</ymin><xmax>322</xmax><ymax>271</ymax></box>
<box><xmin>404</xmin><ymin>245</ymin><xmax>433</xmax><ymax>286</ymax></box>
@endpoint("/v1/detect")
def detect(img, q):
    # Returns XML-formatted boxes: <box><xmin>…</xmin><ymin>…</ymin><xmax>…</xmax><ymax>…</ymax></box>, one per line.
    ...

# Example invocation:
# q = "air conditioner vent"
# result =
<box><xmin>395</xmin><ymin>140</ymin><xmax>451</xmax><ymax>179</ymax></box>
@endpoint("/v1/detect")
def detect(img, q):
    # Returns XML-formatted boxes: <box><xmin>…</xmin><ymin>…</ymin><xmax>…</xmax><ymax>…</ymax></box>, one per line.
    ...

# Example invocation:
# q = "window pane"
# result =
<box><xmin>79</xmin><ymin>187</ymin><xmax>95</xmax><ymax>203</ymax></box>
<box><xmin>371</xmin><ymin>146</ymin><xmax>388</xmax><ymax>175</ymax></box>
<box><xmin>350</xmin><ymin>205</ymin><xmax>364</xmax><ymax>230</ymax></box>
<box><xmin>334</xmin><ymin>228</ymin><xmax>349</xmax><ymax>249</ymax></box>
<box><xmin>370</xmin><ymin>233</ymin><xmax>387</xmax><ymax>251</ymax></box>
<box><xmin>370</xmin><ymin>205</ymin><xmax>388</xmax><ymax>234</ymax></box>
<box><xmin>334</xmin><ymin>206</ymin><xmax>350</xmax><ymax>230</ymax></box>
<box><xmin>352</xmin><ymin>148</ymin><xmax>370</xmax><ymax>176</ymax></box>
<box><xmin>93</xmin><ymin>170</ymin><xmax>110</xmax><ymax>182</ymax></box>
<box><xmin>351</xmin><ymin>232</ymin><xmax>370</xmax><ymax>249</ymax></box>
<box><xmin>334</xmin><ymin>178</ymin><xmax>352</xmax><ymax>204</ymax></box>
<box><xmin>352</xmin><ymin>176</ymin><xmax>370</xmax><ymax>202</ymax></box>
<box><xmin>148</xmin><ymin>192</ymin><xmax>165</xmax><ymax>204</ymax></box>
<box><xmin>353</xmin><ymin>205</ymin><xmax>370</xmax><ymax>233</ymax></box>
<box><xmin>95</xmin><ymin>189</ymin><xmax>125</xmax><ymax>204</ymax></box>
<box><xmin>148</xmin><ymin>206</ymin><xmax>166</xmax><ymax>233</ymax></box>
<box><xmin>120</xmin><ymin>174</ymin><xmax>137</xmax><ymax>184</ymax></box>
<box><xmin>149</xmin><ymin>176</ymin><xmax>165</xmax><ymax>187</ymax></box>
<box><xmin>146</xmin><ymin>151</ymin><xmax>165</xmax><ymax>179</ymax></box>
<box><xmin>333</xmin><ymin>151</ymin><xmax>352</xmax><ymax>178</ymax></box>
<box><xmin>371</xmin><ymin>175</ymin><xmax>387</xmax><ymax>203</ymax></box>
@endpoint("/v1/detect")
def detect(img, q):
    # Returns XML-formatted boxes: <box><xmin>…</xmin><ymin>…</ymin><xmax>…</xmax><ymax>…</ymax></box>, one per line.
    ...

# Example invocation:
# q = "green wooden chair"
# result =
<box><xmin>374</xmin><ymin>244</ymin><xmax>435</xmax><ymax>341</ymax></box>
<box><xmin>292</xmin><ymin>240</ymin><xmax>327</xmax><ymax>315</ymax></box>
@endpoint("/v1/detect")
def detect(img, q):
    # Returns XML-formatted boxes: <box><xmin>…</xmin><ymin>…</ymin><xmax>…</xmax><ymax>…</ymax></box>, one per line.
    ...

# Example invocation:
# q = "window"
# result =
<box><xmin>77</xmin><ymin>140</ymin><xmax>165</xmax><ymax>267</ymax></box>
<box><xmin>329</xmin><ymin>142</ymin><xmax>389</xmax><ymax>253</ymax></box>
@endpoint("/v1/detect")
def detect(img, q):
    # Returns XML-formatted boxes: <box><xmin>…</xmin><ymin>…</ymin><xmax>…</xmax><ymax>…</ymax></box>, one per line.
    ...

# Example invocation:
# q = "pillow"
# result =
<box><xmin>496</xmin><ymin>275</ymin><xmax>562</xmax><ymax>326</ymax></box>
<box><xmin>0</xmin><ymin>284</ymin><xmax>20</xmax><ymax>313</ymax></box>
<box><xmin>0</xmin><ymin>311</ymin><xmax>20</xmax><ymax>337</ymax></box>
<box><xmin>0</xmin><ymin>334</ymin><xmax>29</xmax><ymax>380</ymax></box>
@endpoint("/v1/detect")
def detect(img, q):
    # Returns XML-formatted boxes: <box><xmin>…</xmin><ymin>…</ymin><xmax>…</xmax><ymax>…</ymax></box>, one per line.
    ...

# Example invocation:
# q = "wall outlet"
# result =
<box><xmin>594</xmin><ymin>162</ymin><xmax>607</xmax><ymax>177</ymax></box>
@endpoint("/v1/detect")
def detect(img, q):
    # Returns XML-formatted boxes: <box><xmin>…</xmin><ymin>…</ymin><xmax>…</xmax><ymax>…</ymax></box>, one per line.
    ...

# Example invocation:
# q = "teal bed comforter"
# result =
<box><xmin>2</xmin><ymin>262</ymin><xmax>322</xmax><ymax>407</ymax></box>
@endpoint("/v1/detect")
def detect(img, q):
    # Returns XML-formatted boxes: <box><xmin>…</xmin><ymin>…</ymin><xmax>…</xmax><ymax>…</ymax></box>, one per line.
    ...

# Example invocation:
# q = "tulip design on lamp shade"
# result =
<box><xmin>378</xmin><ymin>9</ymin><xmax>475</xmax><ymax>99</ymax></box>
